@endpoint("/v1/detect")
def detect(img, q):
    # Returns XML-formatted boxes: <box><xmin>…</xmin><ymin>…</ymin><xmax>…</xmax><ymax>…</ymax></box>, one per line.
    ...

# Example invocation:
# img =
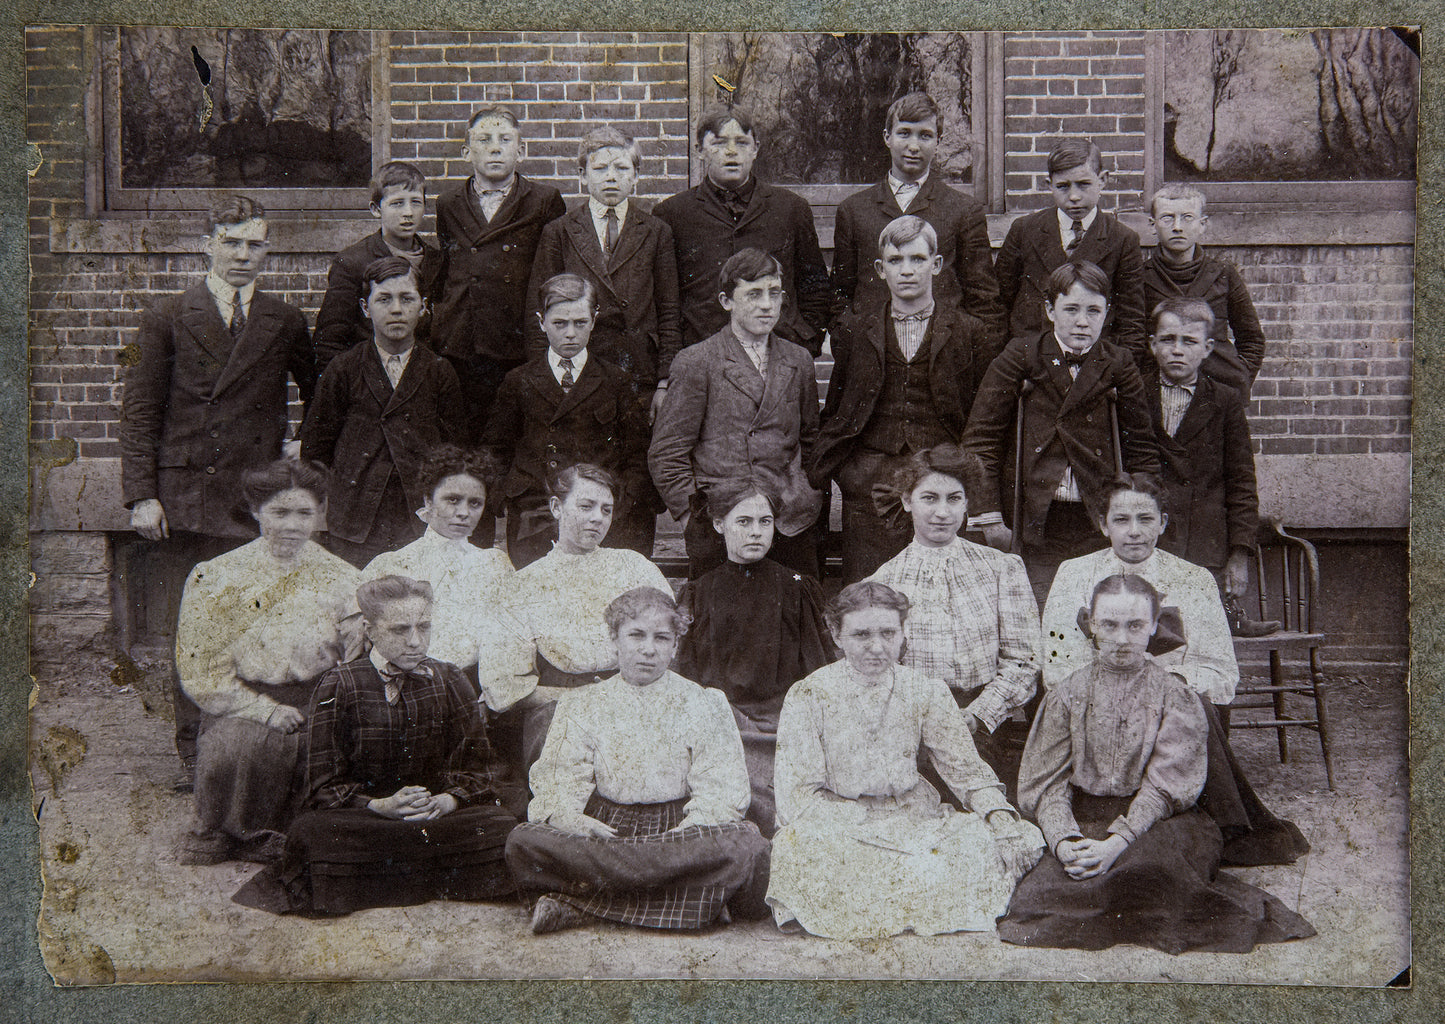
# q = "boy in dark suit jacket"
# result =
<box><xmin>1147</xmin><ymin>297</ymin><xmax>1261</xmax><ymax>612</ymax></box>
<box><xmin>120</xmin><ymin>194</ymin><xmax>314</xmax><ymax>777</ymax></box>
<box><xmin>483</xmin><ymin>274</ymin><xmax>651</xmax><ymax>568</ymax></box>
<box><xmin>653</xmin><ymin>106</ymin><xmax>831</xmax><ymax>356</ymax></box>
<box><xmin>810</xmin><ymin>216</ymin><xmax>993</xmax><ymax>582</ymax></box>
<box><xmin>432</xmin><ymin>107</ymin><xmax>566</xmax><ymax>444</ymax></box>
<box><xmin>1143</xmin><ymin>182</ymin><xmax>1267</xmax><ymax>398</ymax></box>
<box><xmin>963</xmin><ymin>261</ymin><xmax>1159</xmax><ymax>605</ymax></box>
<box><xmin>301</xmin><ymin>257</ymin><xmax>465</xmax><ymax>568</ymax></box>
<box><xmin>830</xmin><ymin>91</ymin><xmax>1006</xmax><ymax>351</ymax></box>
<box><xmin>527</xmin><ymin>127</ymin><xmax>682</xmax><ymax>428</ymax></box>
<box><xmin>994</xmin><ymin>138</ymin><xmax>1147</xmax><ymax>362</ymax></box>
<box><xmin>314</xmin><ymin>161</ymin><xmax>443</xmax><ymax>381</ymax></box>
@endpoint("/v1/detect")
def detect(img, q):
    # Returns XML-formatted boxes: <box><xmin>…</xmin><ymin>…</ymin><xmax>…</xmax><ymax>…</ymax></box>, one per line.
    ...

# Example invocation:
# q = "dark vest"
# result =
<box><xmin>856</xmin><ymin>318</ymin><xmax>951</xmax><ymax>455</ymax></box>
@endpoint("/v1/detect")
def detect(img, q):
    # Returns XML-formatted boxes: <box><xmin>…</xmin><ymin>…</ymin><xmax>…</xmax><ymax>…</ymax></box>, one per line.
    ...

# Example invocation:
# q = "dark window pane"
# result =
<box><xmin>118</xmin><ymin>28</ymin><xmax>372</xmax><ymax>190</ymax></box>
<box><xmin>1164</xmin><ymin>28</ymin><xmax>1418</xmax><ymax>182</ymax></box>
<box><xmin>699</xmin><ymin>32</ymin><xmax>975</xmax><ymax>186</ymax></box>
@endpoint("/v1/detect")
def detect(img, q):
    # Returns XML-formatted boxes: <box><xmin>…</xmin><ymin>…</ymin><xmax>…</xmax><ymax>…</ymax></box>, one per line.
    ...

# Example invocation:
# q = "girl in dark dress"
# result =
<box><xmin>234</xmin><ymin>575</ymin><xmax>521</xmax><ymax>916</ymax></box>
<box><xmin>675</xmin><ymin>480</ymin><xmax>837</xmax><ymax>836</ymax></box>
<box><xmin>998</xmin><ymin>574</ymin><xmax>1315</xmax><ymax>953</ymax></box>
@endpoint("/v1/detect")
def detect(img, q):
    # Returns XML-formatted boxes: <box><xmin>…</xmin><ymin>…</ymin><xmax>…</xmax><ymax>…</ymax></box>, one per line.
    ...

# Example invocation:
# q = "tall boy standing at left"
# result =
<box><xmin>433</xmin><ymin>107</ymin><xmax>566</xmax><ymax>446</ymax></box>
<box><xmin>120</xmin><ymin>195</ymin><xmax>315</xmax><ymax>779</ymax></box>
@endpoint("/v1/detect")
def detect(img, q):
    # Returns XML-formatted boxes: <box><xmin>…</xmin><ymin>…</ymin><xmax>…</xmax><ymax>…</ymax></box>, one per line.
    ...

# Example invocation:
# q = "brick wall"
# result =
<box><xmin>26</xmin><ymin>26</ymin><xmax>1413</xmax><ymax>669</ymax></box>
<box><xmin>1003</xmin><ymin>31</ymin><xmax>1148</xmax><ymax>212</ymax></box>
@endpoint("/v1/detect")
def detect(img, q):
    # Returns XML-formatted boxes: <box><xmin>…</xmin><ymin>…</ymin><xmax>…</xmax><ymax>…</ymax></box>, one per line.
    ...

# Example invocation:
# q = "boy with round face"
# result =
<box><xmin>315</xmin><ymin>162</ymin><xmax>443</xmax><ymax>381</ymax></box>
<box><xmin>962</xmin><ymin>260</ymin><xmax>1160</xmax><ymax>606</ymax></box>
<box><xmin>301</xmin><ymin>257</ymin><xmax>467</xmax><ymax>568</ymax></box>
<box><xmin>1145</xmin><ymin>297</ymin><xmax>1264</xmax><ymax>622</ymax></box>
<box><xmin>829</xmin><ymin>92</ymin><xmax>1005</xmax><ymax>346</ymax></box>
<box><xmin>810</xmin><ymin>215</ymin><xmax>995</xmax><ymax>582</ymax></box>
<box><xmin>120</xmin><ymin>194</ymin><xmax>315</xmax><ymax>779</ymax></box>
<box><xmin>994</xmin><ymin>138</ymin><xmax>1147</xmax><ymax>360</ymax></box>
<box><xmin>653</xmin><ymin>106</ymin><xmax>830</xmax><ymax>354</ymax></box>
<box><xmin>1142</xmin><ymin>182</ymin><xmax>1267</xmax><ymax>397</ymax></box>
<box><xmin>649</xmin><ymin>247</ymin><xmax>825</xmax><ymax>580</ymax></box>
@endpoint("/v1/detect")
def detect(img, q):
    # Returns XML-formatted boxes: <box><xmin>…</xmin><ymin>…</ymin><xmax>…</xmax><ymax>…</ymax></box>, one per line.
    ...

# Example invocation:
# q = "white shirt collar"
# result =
<box><xmin>888</xmin><ymin>169</ymin><xmax>929</xmax><ymax>194</ymax></box>
<box><xmin>368</xmin><ymin>647</ymin><xmax>395</xmax><ymax>675</ymax></box>
<box><xmin>375</xmin><ymin>341</ymin><xmax>415</xmax><ymax>370</ymax></box>
<box><xmin>420</xmin><ymin>525</ymin><xmax>473</xmax><ymax>552</ymax></box>
<box><xmin>588</xmin><ymin>196</ymin><xmax>629</xmax><ymax>227</ymax></box>
<box><xmin>547</xmin><ymin>347</ymin><xmax>588</xmax><ymax>384</ymax></box>
<box><xmin>473</xmin><ymin>174</ymin><xmax>515</xmax><ymax>197</ymax></box>
<box><xmin>1057</xmin><ymin>206</ymin><xmax>1099</xmax><ymax>236</ymax></box>
<box><xmin>206</xmin><ymin>274</ymin><xmax>256</xmax><ymax>313</ymax></box>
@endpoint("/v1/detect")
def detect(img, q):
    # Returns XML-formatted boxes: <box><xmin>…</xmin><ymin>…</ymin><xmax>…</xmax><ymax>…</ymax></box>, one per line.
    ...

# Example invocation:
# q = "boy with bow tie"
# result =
<box><xmin>963</xmin><ymin>261</ymin><xmax>1159</xmax><ymax>605</ymax></box>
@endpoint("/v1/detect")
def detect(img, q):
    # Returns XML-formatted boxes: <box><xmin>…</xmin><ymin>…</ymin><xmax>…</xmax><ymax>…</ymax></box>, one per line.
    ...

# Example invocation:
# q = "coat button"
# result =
<box><xmin>503</xmin><ymin>244</ymin><xmax>512</xmax><ymax>252</ymax></box>
<box><xmin>1034</xmin><ymin>446</ymin><xmax>1042</xmax><ymax>453</ymax></box>
<box><xmin>205</xmin><ymin>466</ymin><xmax>216</xmax><ymax>475</ymax></box>
<box><xmin>1095</xmin><ymin>448</ymin><xmax>1103</xmax><ymax>456</ymax></box>
<box><xmin>209</xmin><ymin>429</ymin><xmax>219</xmax><ymax>438</ymax></box>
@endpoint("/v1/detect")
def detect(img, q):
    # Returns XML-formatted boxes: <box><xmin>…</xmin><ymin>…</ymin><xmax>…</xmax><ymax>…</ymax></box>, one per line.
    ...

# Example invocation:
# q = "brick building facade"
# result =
<box><xmin>27</xmin><ymin>27</ymin><xmax>1413</xmax><ymax>673</ymax></box>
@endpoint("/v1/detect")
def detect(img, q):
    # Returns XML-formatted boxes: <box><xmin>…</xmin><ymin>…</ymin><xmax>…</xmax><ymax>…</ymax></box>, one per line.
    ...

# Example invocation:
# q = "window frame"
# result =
<box><xmin>84</xmin><ymin>26</ymin><xmax>392</xmax><ymax>218</ymax></box>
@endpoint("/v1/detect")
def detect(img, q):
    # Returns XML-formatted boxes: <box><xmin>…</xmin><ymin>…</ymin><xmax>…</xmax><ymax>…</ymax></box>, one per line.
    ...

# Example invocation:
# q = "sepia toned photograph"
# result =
<box><xmin>26</xmin><ymin>26</ymin><xmax>1413</xmax><ymax>986</ymax></box>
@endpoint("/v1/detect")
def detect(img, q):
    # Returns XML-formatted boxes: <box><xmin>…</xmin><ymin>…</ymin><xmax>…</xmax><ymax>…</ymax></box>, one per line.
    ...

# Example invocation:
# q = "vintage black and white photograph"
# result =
<box><xmin>26</xmin><ymin>26</ymin><xmax>1414</xmax><ymax>984</ymax></box>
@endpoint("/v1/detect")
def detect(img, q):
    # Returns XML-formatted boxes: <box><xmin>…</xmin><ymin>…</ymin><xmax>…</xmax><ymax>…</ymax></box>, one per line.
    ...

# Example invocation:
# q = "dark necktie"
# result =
<box><xmin>559</xmin><ymin>357</ymin><xmax>575</xmax><ymax>393</ymax></box>
<box><xmin>229</xmin><ymin>288</ymin><xmax>246</xmax><ymax>339</ymax></box>
<box><xmin>1066</xmin><ymin>218</ymin><xmax>1085</xmax><ymax>254</ymax></box>
<box><xmin>1063</xmin><ymin>350</ymin><xmax>1089</xmax><ymax>367</ymax></box>
<box><xmin>603</xmin><ymin>208</ymin><xmax>619</xmax><ymax>256</ymax></box>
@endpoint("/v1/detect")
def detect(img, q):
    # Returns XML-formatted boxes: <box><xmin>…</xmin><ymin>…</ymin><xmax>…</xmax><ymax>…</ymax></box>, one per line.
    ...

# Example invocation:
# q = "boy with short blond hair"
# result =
<box><xmin>994</xmin><ymin>138</ymin><xmax>1147</xmax><ymax>360</ymax></box>
<box><xmin>810</xmin><ymin>214</ymin><xmax>993</xmax><ymax>581</ymax></box>
<box><xmin>526</xmin><ymin>125</ymin><xmax>682</xmax><ymax>424</ymax></box>
<box><xmin>830</xmin><ymin>91</ymin><xmax>1006</xmax><ymax>351</ymax></box>
<box><xmin>433</xmin><ymin>107</ymin><xmax>566</xmax><ymax>445</ymax></box>
<box><xmin>1143</xmin><ymin>182</ymin><xmax>1267</xmax><ymax>397</ymax></box>
<box><xmin>315</xmin><ymin>161</ymin><xmax>442</xmax><ymax>380</ymax></box>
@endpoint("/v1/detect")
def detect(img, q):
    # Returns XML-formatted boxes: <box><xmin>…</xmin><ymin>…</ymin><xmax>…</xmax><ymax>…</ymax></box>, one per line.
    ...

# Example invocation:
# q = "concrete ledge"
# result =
<box><xmin>51</xmin><ymin>209</ymin><xmax>1418</xmax><ymax>255</ymax></box>
<box><xmin>1255</xmin><ymin>452</ymin><xmax>1411</xmax><ymax>530</ymax></box>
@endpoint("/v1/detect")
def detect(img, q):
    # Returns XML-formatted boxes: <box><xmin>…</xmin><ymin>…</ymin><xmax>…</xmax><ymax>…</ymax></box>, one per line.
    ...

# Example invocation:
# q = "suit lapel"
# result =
<box><xmin>721</xmin><ymin>333</ymin><xmax>766</xmax><ymax>406</ymax></box>
<box><xmin>1038</xmin><ymin>332</ymin><xmax>1078</xmax><ymax>402</ymax></box>
<box><xmin>608</xmin><ymin>210</ymin><xmax>648</xmax><ymax>271</ymax></box>
<box><xmin>178</xmin><ymin>283</ymin><xmax>234</xmax><ymax>370</ymax></box>
<box><xmin>1074</xmin><ymin>212</ymin><xmax>1111</xmax><ymax>265</ymax></box>
<box><xmin>872</xmin><ymin>180</ymin><xmax>903</xmax><ymax>218</ymax></box>
<box><xmin>735</xmin><ymin>181</ymin><xmax>769</xmax><ymax>234</ymax></box>
<box><xmin>386</xmin><ymin>348</ymin><xmax>424</xmax><ymax>413</ymax></box>
<box><xmin>756</xmin><ymin>340</ymin><xmax>794</xmax><ymax>424</ymax></box>
<box><xmin>213</xmin><ymin>291</ymin><xmax>283</xmax><ymax>396</ymax></box>
<box><xmin>554</xmin><ymin>359</ymin><xmax>603</xmax><ymax>419</ymax></box>
<box><xmin>1059</xmin><ymin>342</ymin><xmax>1109</xmax><ymax>416</ymax></box>
<box><xmin>1172</xmin><ymin>377</ymin><xmax>1217</xmax><ymax>445</ymax></box>
<box><xmin>360</xmin><ymin>341</ymin><xmax>395</xmax><ymax>409</ymax></box>
<box><xmin>522</xmin><ymin>360</ymin><xmax>566</xmax><ymax>419</ymax></box>
<box><xmin>563</xmin><ymin>209</ymin><xmax>614</xmax><ymax>293</ymax></box>
<box><xmin>1027</xmin><ymin>211</ymin><xmax>1067</xmax><ymax>267</ymax></box>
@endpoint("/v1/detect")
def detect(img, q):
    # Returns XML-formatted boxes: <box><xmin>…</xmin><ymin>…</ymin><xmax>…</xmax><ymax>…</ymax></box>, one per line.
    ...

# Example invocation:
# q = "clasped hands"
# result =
<box><xmin>368</xmin><ymin>785</ymin><xmax>460</xmax><ymax>821</ymax></box>
<box><xmin>1055</xmin><ymin>833</ymin><xmax>1129</xmax><ymax>879</ymax></box>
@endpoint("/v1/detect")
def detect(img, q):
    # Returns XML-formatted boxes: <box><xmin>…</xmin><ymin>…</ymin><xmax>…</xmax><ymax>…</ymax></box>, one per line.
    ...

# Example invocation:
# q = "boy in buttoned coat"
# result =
<box><xmin>963</xmin><ymin>261</ymin><xmax>1159</xmax><ymax>604</ymax></box>
<box><xmin>313</xmin><ymin>161</ymin><xmax>443</xmax><ymax>381</ymax></box>
<box><xmin>1146</xmin><ymin>297</ymin><xmax>1260</xmax><ymax>598</ymax></box>
<box><xmin>483</xmin><ymin>274</ymin><xmax>651</xmax><ymax>568</ymax></box>
<box><xmin>526</xmin><ymin>126</ymin><xmax>682</xmax><ymax>425</ymax></box>
<box><xmin>649</xmin><ymin>248</ymin><xmax>825</xmax><ymax>580</ymax></box>
<box><xmin>810</xmin><ymin>216</ymin><xmax>992</xmax><ymax>582</ymax></box>
<box><xmin>829</xmin><ymin>91</ymin><xmax>1006</xmax><ymax>351</ymax></box>
<box><xmin>301</xmin><ymin>258</ymin><xmax>465</xmax><ymax>568</ymax></box>
<box><xmin>652</xmin><ymin>106</ymin><xmax>831</xmax><ymax>356</ymax></box>
<box><xmin>994</xmin><ymin>138</ymin><xmax>1148</xmax><ymax>362</ymax></box>
<box><xmin>432</xmin><ymin>107</ymin><xmax>566</xmax><ymax>444</ymax></box>
<box><xmin>120</xmin><ymin>194</ymin><xmax>314</xmax><ymax>777</ymax></box>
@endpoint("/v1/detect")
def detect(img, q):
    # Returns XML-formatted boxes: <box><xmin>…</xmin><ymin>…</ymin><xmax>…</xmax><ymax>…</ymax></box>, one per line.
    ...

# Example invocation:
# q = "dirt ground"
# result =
<box><xmin>27</xmin><ymin>649</ymin><xmax>1409</xmax><ymax>987</ymax></box>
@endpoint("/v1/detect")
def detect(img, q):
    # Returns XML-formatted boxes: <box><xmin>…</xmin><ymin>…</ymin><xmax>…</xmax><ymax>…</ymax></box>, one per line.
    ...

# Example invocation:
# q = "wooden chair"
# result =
<box><xmin>1227</xmin><ymin>518</ymin><xmax>1335</xmax><ymax>790</ymax></box>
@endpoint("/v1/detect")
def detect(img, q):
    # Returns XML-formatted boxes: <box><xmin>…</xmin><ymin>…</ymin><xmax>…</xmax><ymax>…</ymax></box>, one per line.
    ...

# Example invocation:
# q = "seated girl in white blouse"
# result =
<box><xmin>503</xmin><ymin>586</ymin><xmax>771</xmax><ymax>934</ymax></box>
